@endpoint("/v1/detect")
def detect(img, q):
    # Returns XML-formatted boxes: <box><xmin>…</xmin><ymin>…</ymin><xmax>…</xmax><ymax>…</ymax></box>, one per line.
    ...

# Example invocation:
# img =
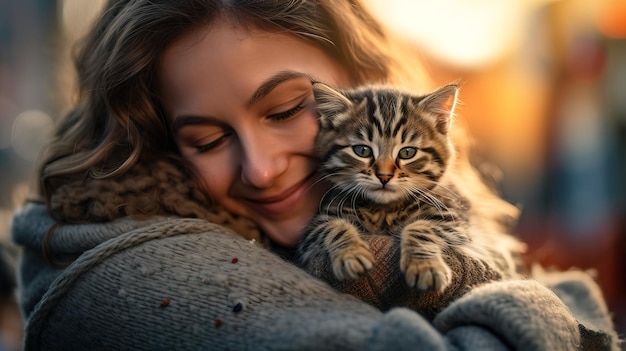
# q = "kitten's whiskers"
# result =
<box><xmin>426</xmin><ymin>181</ymin><xmax>461</xmax><ymax>203</ymax></box>
<box><xmin>306</xmin><ymin>172</ymin><xmax>339</xmax><ymax>193</ymax></box>
<box><xmin>320</xmin><ymin>183</ymin><xmax>344</xmax><ymax>214</ymax></box>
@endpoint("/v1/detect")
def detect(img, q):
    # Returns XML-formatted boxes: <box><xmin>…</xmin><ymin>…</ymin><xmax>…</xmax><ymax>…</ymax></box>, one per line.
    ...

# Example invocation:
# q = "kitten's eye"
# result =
<box><xmin>352</xmin><ymin>145</ymin><xmax>372</xmax><ymax>158</ymax></box>
<box><xmin>398</xmin><ymin>147</ymin><xmax>417</xmax><ymax>159</ymax></box>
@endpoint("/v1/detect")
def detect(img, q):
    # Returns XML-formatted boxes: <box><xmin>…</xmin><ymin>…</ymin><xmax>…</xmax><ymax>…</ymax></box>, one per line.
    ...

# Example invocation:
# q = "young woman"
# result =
<box><xmin>11</xmin><ymin>0</ymin><xmax>619</xmax><ymax>349</ymax></box>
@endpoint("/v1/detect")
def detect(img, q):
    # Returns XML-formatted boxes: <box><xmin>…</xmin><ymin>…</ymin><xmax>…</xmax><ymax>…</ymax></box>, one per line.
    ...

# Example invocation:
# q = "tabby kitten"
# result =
<box><xmin>299</xmin><ymin>82</ymin><xmax>480</xmax><ymax>292</ymax></box>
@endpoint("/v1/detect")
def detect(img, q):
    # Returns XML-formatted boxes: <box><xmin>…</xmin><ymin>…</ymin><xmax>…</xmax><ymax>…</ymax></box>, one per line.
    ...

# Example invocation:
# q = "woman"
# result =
<box><xmin>11</xmin><ymin>0</ymin><xmax>619</xmax><ymax>349</ymax></box>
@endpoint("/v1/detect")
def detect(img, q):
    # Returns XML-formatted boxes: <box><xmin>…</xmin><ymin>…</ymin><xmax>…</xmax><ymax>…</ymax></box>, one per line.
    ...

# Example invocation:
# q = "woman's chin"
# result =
<box><xmin>257</xmin><ymin>215</ymin><xmax>312</xmax><ymax>248</ymax></box>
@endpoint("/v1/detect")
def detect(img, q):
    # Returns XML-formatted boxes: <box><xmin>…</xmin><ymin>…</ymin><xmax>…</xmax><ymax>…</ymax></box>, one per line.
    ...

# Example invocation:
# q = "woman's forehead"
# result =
<box><xmin>158</xmin><ymin>19</ymin><xmax>350</xmax><ymax>116</ymax></box>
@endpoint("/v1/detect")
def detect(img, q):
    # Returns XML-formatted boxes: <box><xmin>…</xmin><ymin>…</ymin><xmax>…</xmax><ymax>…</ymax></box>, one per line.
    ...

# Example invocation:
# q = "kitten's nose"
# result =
<box><xmin>376</xmin><ymin>173</ymin><xmax>393</xmax><ymax>185</ymax></box>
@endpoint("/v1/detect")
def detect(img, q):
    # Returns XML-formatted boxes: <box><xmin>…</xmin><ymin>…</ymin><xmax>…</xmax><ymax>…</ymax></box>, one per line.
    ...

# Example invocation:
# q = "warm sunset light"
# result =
<box><xmin>595</xmin><ymin>0</ymin><xmax>626</xmax><ymax>38</ymax></box>
<box><xmin>365</xmin><ymin>0</ymin><xmax>561</xmax><ymax>68</ymax></box>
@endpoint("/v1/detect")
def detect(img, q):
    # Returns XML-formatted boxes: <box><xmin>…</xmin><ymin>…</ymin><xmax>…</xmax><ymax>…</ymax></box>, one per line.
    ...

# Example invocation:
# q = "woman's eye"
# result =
<box><xmin>352</xmin><ymin>145</ymin><xmax>372</xmax><ymax>158</ymax></box>
<box><xmin>398</xmin><ymin>147</ymin><xmax>417</xmax><ymax>159</ymax></box>
<box><xmin>195</xmin><ymin>132</ymin><xmax>232</xmax><ymax>153</ymax></box>
<box><xmin>267</xmin><ymin>104</ymin><xmax>305</xmax><ymax>121</ymax></box>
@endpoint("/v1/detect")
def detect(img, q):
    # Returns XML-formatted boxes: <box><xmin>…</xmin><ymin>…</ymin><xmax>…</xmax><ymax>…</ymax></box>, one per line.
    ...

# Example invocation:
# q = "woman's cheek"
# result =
<box><xmin>188</xmin><ymin>152</ymin><xmax>234</xmax><ymax>197</ymax></box>
<box><xmin>296</xmin><ymin>109</ymin><xmax>321</xmax><ymax>153</ymax></box>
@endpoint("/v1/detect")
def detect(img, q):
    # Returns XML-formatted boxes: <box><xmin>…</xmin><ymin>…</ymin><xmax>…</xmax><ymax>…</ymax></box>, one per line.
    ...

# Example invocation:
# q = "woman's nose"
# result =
<box><xmin>239</xmin><ymin>135</ymin><xmax>288</xmax><ymax>189</ymax></box>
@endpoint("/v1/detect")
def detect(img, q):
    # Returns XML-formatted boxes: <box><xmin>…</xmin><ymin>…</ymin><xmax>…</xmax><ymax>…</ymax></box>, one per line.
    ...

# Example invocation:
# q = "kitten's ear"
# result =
<box><xmin>312</xmin><ymin>82</ymin><xmax>353</xmax><ymax>127</ymax></box>
<box><xmin>417</xmin><ymin>83</ymin><xmax>459</xmax><ymax>134</ymax></box>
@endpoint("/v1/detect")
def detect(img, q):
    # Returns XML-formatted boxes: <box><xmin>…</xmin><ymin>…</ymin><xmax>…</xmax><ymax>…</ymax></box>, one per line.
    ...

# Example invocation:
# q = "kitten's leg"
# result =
<box><xmin>400</xmin><ymin>220</ymin><xmax>459</xmax><ymax>292</ymax></box>
<box><xmin>300</xmin><ymin>215</ymin><xmax>375</xmax><ymax>280</ymax></box>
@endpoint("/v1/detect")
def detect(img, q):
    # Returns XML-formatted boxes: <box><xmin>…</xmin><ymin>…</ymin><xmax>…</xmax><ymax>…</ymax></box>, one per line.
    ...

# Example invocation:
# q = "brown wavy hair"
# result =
<box><xmin>39</xmin><ymin>0</ymin><xmax>428</xmax><ymax>207</ymax></box>
<box><xmin>36</xmin><ymin>0</ymin><xmax>522</xmax><ymax>270</ymax></box>
<box><xmin>39</xmin><ymin>0</ymin><xmax>517</xmax><ymax>235</ymax></box>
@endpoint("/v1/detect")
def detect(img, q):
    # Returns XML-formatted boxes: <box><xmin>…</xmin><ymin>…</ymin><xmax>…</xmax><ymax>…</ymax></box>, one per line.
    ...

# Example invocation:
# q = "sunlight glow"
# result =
<box><xmin>11</xmin><ymin>110</ymin><xmax>53</xmax><ymax>161</ymax></box>
<box><xmin>365</xmin><ymin>0</ymin><xmax>560</xmax><ymax>68</ymax></box>
<box><xmin>60</xmin><ymin>0</ymin><xmax>106</xmax><ymax>39</ymax></box>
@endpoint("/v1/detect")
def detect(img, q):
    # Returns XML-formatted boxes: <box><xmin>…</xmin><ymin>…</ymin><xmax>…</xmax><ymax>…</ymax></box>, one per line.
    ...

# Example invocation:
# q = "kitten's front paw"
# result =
<box><xmin>331</xmin><ymin>246</ymin><xmax>375</xmax><ymax>281</ymax></box>
<box><xmin>401</xmin><ymin>255</ymin><xmax>451</xmax><ymax>292</ymax></box>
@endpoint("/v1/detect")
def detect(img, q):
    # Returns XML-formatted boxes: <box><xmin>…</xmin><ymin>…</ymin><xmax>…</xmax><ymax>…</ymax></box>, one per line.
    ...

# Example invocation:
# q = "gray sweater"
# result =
<box><xmin>11</xmin><ymin>203</ymin><xmax>621</xmax><ymax>350</ymax></box>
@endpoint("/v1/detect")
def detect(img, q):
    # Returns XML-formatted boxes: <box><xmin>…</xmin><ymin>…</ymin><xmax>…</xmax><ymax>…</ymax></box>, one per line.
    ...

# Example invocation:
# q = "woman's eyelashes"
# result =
<box><xmin>195</xmin><ymin>132</ymin><xmax>232</xmax><ymax>153</ymax></box>
<box><xmin>267</xmin><ymin>103</ymin><xmax>305</xmax><ymax>121</ymax></box>
<box><xmin>193</xmin><ymin>99</ymin><xmax>308</xmax><ymax>153</ymax></box>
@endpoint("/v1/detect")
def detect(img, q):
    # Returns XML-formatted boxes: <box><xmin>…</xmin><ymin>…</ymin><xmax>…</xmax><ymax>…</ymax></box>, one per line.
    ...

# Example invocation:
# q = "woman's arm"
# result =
<box><xmin>14</xmin><ymin>206</ymin><xmax>609</xmax><ymax>350</ymax></box>
<box><xmin>14</xmin><ymin>214</ymin><xmax>421</xmax><ymax>350</ymax></box>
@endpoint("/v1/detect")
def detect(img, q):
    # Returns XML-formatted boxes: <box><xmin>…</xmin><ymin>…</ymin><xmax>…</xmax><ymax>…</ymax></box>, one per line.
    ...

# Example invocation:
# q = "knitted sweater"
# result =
<box><xmin>11</xmin><ymin>203</ymin><xmax>620</xmax><ymax>350</ymax></box>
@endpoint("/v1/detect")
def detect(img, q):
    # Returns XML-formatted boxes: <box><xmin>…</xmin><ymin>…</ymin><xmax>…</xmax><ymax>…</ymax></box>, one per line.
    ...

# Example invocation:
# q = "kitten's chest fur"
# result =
<box><xmin>327</xmin><ymin>185</ymin><xmax>465</xmax><ymax>236</ymax></box>
<box><xmin>356</xmin><ymin>206</ymin><xmax>398</xmax><ymax>234</ymax></box>
<box><xmin>354</xmin><ymin>201</ymin><xmax>412</xmax><ymax>235</ymax></box>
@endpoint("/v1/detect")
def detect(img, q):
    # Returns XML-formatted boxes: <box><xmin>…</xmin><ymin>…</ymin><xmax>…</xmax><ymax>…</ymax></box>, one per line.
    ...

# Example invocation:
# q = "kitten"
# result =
<box><xmin>298</xmin><ymin>82</ymin><xmax>519</xmax><ymax>292</ymax></box>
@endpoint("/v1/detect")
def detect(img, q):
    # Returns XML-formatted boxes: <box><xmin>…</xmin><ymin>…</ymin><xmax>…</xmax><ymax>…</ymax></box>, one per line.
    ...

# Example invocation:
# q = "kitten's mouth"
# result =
<box><xmin>366</xmin><ymin>186</ymin><xmax>403</xmax><ymax>203</ymax></box>
<box><xmin>371</xmin><ymin>183</ymin><xmax>395</xmax><ymax>192</ymax></box>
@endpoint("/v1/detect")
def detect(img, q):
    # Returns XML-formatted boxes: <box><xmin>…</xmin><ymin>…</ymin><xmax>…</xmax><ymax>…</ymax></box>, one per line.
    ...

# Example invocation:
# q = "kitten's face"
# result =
<box><xmin>313</xmin><ymin>83</ymin><xmax>458</xmax><ymax>204</ymax></box>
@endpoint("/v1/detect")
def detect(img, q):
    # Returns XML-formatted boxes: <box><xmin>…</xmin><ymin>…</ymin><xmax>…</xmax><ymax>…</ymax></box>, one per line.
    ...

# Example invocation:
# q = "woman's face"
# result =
<box><xmin>159</xmin><ymin>19</ymin><xmax>350</xmax><ymax>247</ymax></box>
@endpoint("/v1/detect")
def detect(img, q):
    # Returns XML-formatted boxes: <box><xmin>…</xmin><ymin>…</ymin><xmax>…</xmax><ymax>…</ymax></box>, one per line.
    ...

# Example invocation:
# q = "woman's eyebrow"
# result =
<box><xmin>172</xmin><ymin>71</ymin><xmax>312</xmax><ymax>133</ymax></box>
<box><xmin>170</xmin><ymin>115</ymin><xmax>222</xmax><ymax>134</ymax></box>
<box><xmin>247</xmin><ymin>70</ymin><xmax>312</xmax><ymax>107</ymax></box>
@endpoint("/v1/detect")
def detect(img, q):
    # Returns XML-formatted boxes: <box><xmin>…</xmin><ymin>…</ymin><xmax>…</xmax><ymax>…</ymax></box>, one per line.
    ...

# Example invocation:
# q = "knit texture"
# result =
<box><xmin>533</xmin><ymin>266</ymin><xmax>622</xmax><ymax>351</ymax></box>
<box><xmin>48</xmin><ymin>159</ymin><xmax>260</xmax><ymax>241</ymax></box>
<box><xmin>11</xmin><ymin>204</ymin><xmax>622</xmax><ymax>350</ymax></box>
<box><xmin>42</xmin><ymin>157</ymin><xmax>518</xmax><ymax>318</ymax></box>
<box><xmin>301</xmin><ymin>235</ymin><xmax>510</xmax><ymax>319</ymax></box>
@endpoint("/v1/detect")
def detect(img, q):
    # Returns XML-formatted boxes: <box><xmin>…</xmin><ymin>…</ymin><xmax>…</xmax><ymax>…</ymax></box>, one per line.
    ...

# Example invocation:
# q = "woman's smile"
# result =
<box><xmin>241</xmin><ymin>172</ymin><xmax>319</xmax><ymax>216</ymax></box>
<box><xmin>159</xmin><ymin>17</ymin><xmax>350</xmax><ymax>246</ymax></box>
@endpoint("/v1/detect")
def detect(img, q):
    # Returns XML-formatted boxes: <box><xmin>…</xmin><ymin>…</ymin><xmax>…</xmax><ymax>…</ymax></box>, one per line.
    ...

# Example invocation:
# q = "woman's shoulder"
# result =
<box><xmin>12</xmin><ymin>204</ymin><xmax>262</xmax><ymax>329</ymax></box>
<box><xmin>14</xmin><ymin>205</ymin><xmax>390</xmax><ymax>350</ymax></box>
<box><xmin>12</xmin><ymin>201</ymin><xmax>258</xmax><ymax>249</ymax></box>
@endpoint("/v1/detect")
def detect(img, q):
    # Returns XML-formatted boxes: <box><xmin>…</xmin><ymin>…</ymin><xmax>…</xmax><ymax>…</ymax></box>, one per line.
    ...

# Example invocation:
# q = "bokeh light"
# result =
<box><xmin>595</xmin><ymin>0</ymin><xmax>626</xmax><ymax>39</ymax></box>
<box><xmin>365</xmin><ymin>0</ymin><xmax>558</xmax><ymax>69</ymax></box>
<box><xmin>60</xmin><ymin>0</ymin><xmax>106</xmax><ymax>41</ymax></box>
<box><xmin>10</xmin><ymin>109</ymin><xmax>53</xmax><ymax>162</ymax></box>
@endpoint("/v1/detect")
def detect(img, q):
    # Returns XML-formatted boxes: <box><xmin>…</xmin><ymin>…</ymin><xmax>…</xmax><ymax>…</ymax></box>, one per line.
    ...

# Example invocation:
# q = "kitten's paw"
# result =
<box><xmin>331</xmin><ymin>247</ymin><xmax>375</xmax><ymax>280</ymax></box>
<box><xmin>401</xmin><ymin>255</ymin><xmax>451</xmax><ymax>292</ymax></box>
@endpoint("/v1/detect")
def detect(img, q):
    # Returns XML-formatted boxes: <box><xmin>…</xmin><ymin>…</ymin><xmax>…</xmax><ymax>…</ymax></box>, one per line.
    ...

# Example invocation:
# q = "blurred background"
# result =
<box><xmin>367</xmin><ymin>0</ymin><xmax>626</xmax><ymax>344</ymax></box>
<box><xmin>1</xmin><ymin>0</ymin><xmax>625</xmax><ymax>349</ymax></box>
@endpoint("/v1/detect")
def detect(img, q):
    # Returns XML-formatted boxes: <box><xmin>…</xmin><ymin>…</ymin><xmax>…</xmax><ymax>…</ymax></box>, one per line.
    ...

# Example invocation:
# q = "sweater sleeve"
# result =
<box><xmin>20</xmin><ymin>218</ymin><xmax>453</xmax><ymax>350</ymax></box>
<box><xmin>15</xmin><ymin>212</ymin><xmax>614</xmax><ymax>350</ymax></box>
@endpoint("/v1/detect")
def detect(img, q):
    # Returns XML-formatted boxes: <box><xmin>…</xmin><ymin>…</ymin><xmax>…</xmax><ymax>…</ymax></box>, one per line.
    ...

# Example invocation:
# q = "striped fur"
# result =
<box><xmin>299</xmin><ymin>83</ymin><xmax>479</xmax><ymax>292</ymax></box>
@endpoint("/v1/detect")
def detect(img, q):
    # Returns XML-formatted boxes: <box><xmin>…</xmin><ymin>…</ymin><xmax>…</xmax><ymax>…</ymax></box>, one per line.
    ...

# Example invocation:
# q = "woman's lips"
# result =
<box><xmin>245</xmin><ymin>173</ymin><xmax>317</xmax><ymax>216</ymax></box>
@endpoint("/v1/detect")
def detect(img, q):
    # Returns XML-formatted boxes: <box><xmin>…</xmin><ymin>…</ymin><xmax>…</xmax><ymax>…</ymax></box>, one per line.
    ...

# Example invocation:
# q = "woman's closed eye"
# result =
<box><xmin>195</xmin><ymin>131</ymin><xmax>233</xmax><ymax>153</ymax></box>
<box><xmin>267</xmin><ymin>103</ymin><xmax>305</xmax><ymax>121</ymax></box>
